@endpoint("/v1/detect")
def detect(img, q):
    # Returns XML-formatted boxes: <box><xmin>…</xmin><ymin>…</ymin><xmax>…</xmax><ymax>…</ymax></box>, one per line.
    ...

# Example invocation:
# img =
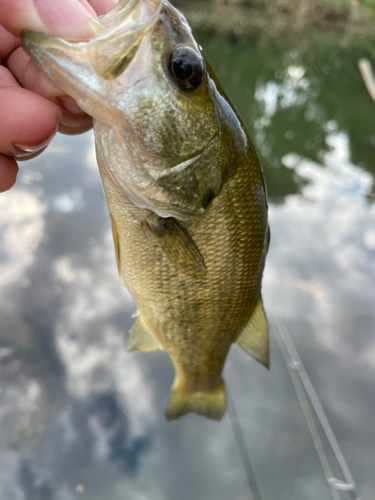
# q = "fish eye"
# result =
<box><xmin>167</xmin><ymin>47</ymin><xmax>205</xmax><ymax>91</ymax></box>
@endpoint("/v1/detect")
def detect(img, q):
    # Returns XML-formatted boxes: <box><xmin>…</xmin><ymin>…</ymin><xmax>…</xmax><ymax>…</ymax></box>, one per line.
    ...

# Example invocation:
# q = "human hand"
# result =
<box><xmin>0</xmin><ymin>0</ymin><xmax>117</xmax><ymax>192</ymax></box>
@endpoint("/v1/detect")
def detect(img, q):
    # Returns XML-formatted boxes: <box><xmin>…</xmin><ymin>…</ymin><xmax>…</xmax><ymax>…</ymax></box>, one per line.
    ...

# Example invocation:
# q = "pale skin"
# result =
<box><xmin>0</xmin><ymin>0</ymin><xmax>118</xmax><ymax>192</ymax></box>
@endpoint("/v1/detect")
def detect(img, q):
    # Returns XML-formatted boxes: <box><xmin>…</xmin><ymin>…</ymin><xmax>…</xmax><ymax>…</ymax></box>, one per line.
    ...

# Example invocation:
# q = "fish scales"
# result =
<box><xmin>98</xmin><ymin>141</ymin><xmax>267</xmax><ymax>392</ymax></box>
<box><xmin>21</xmin><ymin>0</ymin><xmax>269</xmax><ymax>420</ymax></box>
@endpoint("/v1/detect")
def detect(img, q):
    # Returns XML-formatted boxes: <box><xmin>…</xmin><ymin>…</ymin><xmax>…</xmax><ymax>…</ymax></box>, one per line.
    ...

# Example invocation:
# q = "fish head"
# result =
<box><xmin>22</xmin><ymin>0</ymin><xmax>247</xmax><ymax>219</ymax></box>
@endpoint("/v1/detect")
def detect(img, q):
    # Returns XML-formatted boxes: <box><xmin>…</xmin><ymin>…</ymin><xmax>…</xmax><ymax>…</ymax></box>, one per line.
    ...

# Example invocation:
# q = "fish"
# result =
<box><xmin>21</xmin><ymin>0</ymin><xmax>270</xmax><ymax>421</ymax></box>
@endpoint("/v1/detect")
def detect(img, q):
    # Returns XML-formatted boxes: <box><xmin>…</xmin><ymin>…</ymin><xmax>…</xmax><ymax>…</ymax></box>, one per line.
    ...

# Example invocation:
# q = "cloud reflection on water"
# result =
<box><xmin>1</xmin><ymin>39</ymin><xmax>375</xmax><ymax>500</ymax></box>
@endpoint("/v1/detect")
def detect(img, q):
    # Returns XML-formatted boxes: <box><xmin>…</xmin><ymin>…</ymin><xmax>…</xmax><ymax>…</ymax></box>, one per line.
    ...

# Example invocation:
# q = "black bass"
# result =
<box><xmin>22</xmin><ymin>0</ymin><xmax>269</xmax><ymax>421</ymax></box>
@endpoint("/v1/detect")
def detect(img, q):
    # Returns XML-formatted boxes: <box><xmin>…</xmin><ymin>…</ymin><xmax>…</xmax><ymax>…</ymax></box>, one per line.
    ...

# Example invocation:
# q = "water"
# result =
<box><xmin>1</xmin><ymin>6</ymin><xmax>375</xmax><ymax>500</ymax></box>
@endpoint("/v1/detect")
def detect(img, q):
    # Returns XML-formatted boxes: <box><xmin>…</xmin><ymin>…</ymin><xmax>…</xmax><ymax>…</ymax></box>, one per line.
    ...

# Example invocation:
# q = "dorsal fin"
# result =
<box><xmin>127</xmin><ymin>315</ymin><xmax>162</xmax><ymax>352</ymax></box>
<box><xmin>236</xmin><ymin>296</ymin><xmax>269</xmax><ymax>369</ymax></box>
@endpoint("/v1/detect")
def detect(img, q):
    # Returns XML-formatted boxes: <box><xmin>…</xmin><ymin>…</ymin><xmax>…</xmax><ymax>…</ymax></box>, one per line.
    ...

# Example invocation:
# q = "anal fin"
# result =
<box><xmin>236</xmin><ymin>295</ymin><xmax>269</xmax><ymax>369</ymax></box>
<box><xmin>144</xmin><ymin>218</ymin><xmax>207</xmax><ymax>278</ymax></box>
<box><xmin>127</xmin><ymin>315</ymin><xmax>162</xmax><ymax>352</ymax></box>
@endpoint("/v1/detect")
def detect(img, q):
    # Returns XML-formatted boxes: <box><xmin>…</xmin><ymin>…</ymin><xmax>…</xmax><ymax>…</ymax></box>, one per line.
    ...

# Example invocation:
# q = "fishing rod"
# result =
<box><xmin>268</xmin><ymin>300</ymin><xmax>361</xmax><ymax>500</ymax></box>
<box><xmin>228</xmin><ymin>393</ymin><xmax>262</xmax><ymax>500</ymax></box>
<box><xmin>226</xmin><ymin>298</ymin><xmax>361</xmax><ymax>500</ymax></box>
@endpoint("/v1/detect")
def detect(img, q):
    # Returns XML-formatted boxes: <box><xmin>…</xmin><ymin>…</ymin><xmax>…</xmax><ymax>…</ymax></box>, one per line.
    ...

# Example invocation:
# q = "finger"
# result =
<box><xmin>0</xmin><ymin>25</ymin><xmax>19</xmax><ymax>62</ymax></box>
<box><xmin>6</xmin><ymin>45</ymin><xmax>58</xmax><ymax>96</ymax></box>
<box><xmin>0</xmin><ymin>0</ymin><xmax>113</xmax><ymax>139</ymax></box>
<box><xmin>0</xmin><ymin>0</ymin><xmax>97</xmax><ymax>39</ymax></box>
<box><xmin>0</xmin><ymin>154</ymin><xmax>19</xmax><ymax>192</ymax></box>
<box><xmin>0</xmin><ymin>66</ymin><xmax>57</xmax><ymax>159</ymax></box>
<box><xmin>87</xmin><ymin>0</ymin><xmax>118</xmax><ymax>16</ymax></box>
<box><xmin>57</xmin><ymin>102</ymin><xmax>93</xmax><ymax>135</ymax></box>
<box><xmin>0</xmin><ymin>86</ymin><xmax>61</xmax><ymax>155</ymax></box>
<box><xmin>0</xmin><ymin>65</ymin><xmax>20</xmax><ymax>88</ymax></box>
<box><xmin>6</xmin><ymin>47</ymin><xmax>93</xmax><ymax>135</ymax></box>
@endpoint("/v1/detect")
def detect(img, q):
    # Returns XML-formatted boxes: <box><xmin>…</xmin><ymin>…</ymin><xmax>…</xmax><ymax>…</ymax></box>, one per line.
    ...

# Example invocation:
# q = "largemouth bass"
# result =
<box><xmin>22</xmin><ymin>0</ymin><xmax>269</xmax><ymax>421</ymax></box>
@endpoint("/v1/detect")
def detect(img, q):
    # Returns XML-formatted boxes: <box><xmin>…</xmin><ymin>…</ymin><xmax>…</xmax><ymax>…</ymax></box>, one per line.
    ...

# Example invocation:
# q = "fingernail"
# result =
<box><xmin>33</xmin><ymin>0</ymin><xmax>97</xmax><ymax>39</ymax></box>
<box><xmin>13</xmin><ymin>128</ymin><xmax>57</xmax><ymax>158</ymax></box>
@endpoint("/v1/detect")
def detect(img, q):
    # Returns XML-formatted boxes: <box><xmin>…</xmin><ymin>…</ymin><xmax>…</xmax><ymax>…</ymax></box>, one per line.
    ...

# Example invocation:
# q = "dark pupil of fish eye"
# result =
<box><xmin>173</xmin><ymin>59</ymin><xmax>193</xmax><ymax>81</ymax></box>
<box><xmin>167</xmin><ymin>48</ymin><xmax>204</xmax><ymax>91</ymax></box>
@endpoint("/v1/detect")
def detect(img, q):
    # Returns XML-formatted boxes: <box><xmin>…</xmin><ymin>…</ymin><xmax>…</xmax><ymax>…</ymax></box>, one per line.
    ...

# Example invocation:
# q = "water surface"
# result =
<box><xmin>0</xmin><ymin>8</ymin><xmax>375</xmax><ymax>500</ymax></box>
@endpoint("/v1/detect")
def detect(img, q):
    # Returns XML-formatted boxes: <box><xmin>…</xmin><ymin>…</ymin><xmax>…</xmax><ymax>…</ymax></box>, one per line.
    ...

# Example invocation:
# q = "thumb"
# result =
<box><xmin>0</xmin><ymin>0</ymin><xmax>97</xmax><ymax>40</ymax></box>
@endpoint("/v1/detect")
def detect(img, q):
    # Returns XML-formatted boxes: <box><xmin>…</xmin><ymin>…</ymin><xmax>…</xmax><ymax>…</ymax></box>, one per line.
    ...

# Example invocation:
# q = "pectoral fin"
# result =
<box><xmin>144</xmin><ymin>218</ymin><xmax>207</xmax><ymax>278</ymax></box>
<box><xmin>236</xmin><ymin>296</ymin><xmax>269</xmax><ymax>369</ymax></box>
<box><xmin>127</xmin><ymin>315</ymin><xmax>162</xmax><ymax>352</ymax></box>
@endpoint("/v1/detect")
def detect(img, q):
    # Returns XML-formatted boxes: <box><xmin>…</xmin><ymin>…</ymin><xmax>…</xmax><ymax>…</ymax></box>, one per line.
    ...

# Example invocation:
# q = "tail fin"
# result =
<box><xmin>165</xmin><ymin>379</ymin><xmax>226</xmax><ymax>421</ymax></box>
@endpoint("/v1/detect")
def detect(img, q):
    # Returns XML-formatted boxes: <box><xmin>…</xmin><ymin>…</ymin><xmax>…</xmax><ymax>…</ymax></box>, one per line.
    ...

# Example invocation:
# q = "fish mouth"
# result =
<box><xmin>22</xmin><ymin>0</ymin><xmax>164</xmax><ymax>82</ymax></box>
<box><xmin>87</xmin><ymin>0</ymin><xmax>164</xmax><ymax>80</ymax></box>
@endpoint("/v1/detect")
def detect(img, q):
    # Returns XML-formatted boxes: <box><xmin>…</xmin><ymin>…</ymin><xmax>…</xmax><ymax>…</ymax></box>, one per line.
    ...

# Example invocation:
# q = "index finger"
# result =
<box><xmin>0</xmin><ymin>0</ymin><xmax>97</xmax><ymax>40</ymax></box>
<box><xmin>0</xmin><ymin>25</ymin><xmax>19</xmax><ymax>62</ymax></box>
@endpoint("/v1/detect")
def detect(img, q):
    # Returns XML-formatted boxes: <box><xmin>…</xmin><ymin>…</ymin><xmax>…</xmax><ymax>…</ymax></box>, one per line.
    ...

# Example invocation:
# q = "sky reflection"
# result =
<box><xmin>1</xmin><ymin>22</ymin><xmax>375</xmax><ymax>500</ymax></box>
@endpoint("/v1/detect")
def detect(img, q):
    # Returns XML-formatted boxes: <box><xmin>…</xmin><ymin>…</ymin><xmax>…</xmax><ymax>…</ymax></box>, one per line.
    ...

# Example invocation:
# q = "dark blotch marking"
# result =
<box><xmin>202</xmin><ymin>188</ymin><xmax>215</xmax><ymax>209</ymax></box>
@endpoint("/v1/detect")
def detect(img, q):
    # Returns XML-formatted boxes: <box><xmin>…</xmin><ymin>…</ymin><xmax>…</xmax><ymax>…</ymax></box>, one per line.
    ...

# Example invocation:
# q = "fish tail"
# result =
<box><xmin>165</xmin><ymin>378</ymin><xmax>226</xmax><ymax>421</ymax></box>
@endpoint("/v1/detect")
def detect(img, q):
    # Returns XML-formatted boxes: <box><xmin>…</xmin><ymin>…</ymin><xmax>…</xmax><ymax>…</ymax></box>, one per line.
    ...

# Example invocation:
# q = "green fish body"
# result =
<box><xmin>22</xmin><ymin>0</ymin><xmax>269</xmax><ymax>421</ymax></box>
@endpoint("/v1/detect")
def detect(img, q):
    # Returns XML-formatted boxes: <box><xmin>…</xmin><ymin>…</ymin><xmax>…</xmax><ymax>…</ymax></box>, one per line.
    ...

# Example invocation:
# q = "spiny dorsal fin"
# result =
<box><xmin>144</xmin><ymin>218</ymin><xmax>207</xmax><ymax>278</ymax></box>
<box><xmin>236</xmin><ymin>296</ymin><xmax>269</xmax><ymax>369</ymax></box>
<box><xmin>127</xmin><ymin>315</ymin><xmax>162</xmax><ymax>352</ymax></box>
<box><xmin>110</xmin><ymin>216</ymin><xmax>121</xmax><ymax>276</ymax></box>
<box><xmin>165</xmin><ymin>378</ymin><xmax>226</xmax><ymax>421</ymax></box>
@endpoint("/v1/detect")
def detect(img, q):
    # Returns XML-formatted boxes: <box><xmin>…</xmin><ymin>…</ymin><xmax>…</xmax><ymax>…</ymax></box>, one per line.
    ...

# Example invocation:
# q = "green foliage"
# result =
<box><xmin>174</xmin><ymin>0</ymin><xmax>375</xmax><ymax>27</ymax></box>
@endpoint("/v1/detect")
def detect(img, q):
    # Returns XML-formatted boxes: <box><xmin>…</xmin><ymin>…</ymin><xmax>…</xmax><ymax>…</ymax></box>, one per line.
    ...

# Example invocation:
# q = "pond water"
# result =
<box><xmin>1</xmin><ymin>5</ymin><xmax>375</xmax><ymax>500</ymax></box>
